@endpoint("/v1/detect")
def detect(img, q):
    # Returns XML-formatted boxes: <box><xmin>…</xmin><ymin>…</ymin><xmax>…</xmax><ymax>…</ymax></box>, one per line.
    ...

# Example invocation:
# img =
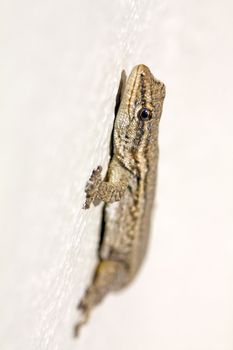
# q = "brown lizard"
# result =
<box><xmin>75</xmin><ymin>64</ymin><xmax>166</xmax><ymax>335</ymax></box>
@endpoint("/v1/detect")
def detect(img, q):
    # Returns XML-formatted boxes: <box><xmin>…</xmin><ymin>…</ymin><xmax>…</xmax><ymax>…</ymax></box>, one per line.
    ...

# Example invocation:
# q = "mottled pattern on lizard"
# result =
<box><xmin>75</xmin><ymin>64</ymin><xmax>165</xmax><ymax>336</ymax></box>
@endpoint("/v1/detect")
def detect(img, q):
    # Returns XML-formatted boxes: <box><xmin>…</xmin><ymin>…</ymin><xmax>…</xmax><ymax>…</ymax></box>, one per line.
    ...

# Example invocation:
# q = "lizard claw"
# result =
<box><xmin>83</xmin><ymin>166</ymin><xmax>103</xmax><ymax>209</ymax></box>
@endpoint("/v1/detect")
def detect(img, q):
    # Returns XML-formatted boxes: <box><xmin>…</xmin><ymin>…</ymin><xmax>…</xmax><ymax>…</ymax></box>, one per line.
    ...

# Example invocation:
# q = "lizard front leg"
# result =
<box><xmin>83</xmin><ymin>157</ymin><xmax>130</xmax><ymax>209</ymax></box>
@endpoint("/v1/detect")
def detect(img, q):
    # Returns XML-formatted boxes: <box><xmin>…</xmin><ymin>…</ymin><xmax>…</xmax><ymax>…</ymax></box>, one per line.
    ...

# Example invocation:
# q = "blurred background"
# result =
<box><xmin>1</xmin><ymin>0</ymin><xmax>233</xmax><ymax>349</ymax></box>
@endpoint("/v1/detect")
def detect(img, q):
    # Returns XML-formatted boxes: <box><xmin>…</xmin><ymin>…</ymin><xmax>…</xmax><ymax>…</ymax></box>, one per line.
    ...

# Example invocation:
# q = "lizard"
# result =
<box><xmin>75</xmin><ymin>64</ymin><xmax>166</xmax><ymax>336</ymax></box>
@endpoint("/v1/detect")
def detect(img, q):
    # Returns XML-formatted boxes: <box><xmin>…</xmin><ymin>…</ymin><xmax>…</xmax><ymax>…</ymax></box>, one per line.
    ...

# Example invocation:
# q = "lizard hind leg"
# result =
<box><xmin>74</xmin><ymin>259</ymin><xmax>127</xmax><ymax>336</ymax></box>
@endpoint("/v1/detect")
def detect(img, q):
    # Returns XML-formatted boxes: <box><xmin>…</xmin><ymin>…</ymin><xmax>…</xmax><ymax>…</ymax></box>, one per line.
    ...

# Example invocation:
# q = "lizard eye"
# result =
<box><xmin>137</xmin><ymin>108</ymin><xmax>152</xmax><ymax>121</ymax></box>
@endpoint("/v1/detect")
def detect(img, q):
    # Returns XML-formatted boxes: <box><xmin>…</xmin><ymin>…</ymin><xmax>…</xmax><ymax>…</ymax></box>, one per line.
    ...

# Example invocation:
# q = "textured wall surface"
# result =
<box><xmin>1</xmin><ymin>0</ymin><xmax>233</xmax><ymax>349</ymax></box>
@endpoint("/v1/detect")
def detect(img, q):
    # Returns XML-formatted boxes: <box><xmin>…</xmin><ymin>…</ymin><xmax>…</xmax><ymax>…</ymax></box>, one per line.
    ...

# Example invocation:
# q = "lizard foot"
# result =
<box><xmin>83</xmin><ymin>165</ymin><xmax>103</xmax><ymax>209</ymax></box>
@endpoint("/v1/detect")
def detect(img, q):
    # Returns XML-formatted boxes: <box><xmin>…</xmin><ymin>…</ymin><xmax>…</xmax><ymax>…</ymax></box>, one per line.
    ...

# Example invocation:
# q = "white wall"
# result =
<box><xmin>1</xmin><ymin>0</ymin><xmax>233</xmax><ymax>349</ymax></box>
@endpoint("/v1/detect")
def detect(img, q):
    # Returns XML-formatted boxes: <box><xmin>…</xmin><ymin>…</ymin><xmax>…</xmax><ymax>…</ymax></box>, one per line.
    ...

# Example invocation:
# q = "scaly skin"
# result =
<box><xmin>75</xmin><ymin>65</ymin><xmax>165</xmax><ymax>336</ymax></box>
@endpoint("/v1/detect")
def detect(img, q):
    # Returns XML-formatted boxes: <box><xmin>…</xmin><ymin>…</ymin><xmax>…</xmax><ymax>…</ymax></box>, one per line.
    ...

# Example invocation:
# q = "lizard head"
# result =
<box><xmin>114</xmin><ymin>64</ymin><xmax>166</xmax><ymax>174</ymax></box>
